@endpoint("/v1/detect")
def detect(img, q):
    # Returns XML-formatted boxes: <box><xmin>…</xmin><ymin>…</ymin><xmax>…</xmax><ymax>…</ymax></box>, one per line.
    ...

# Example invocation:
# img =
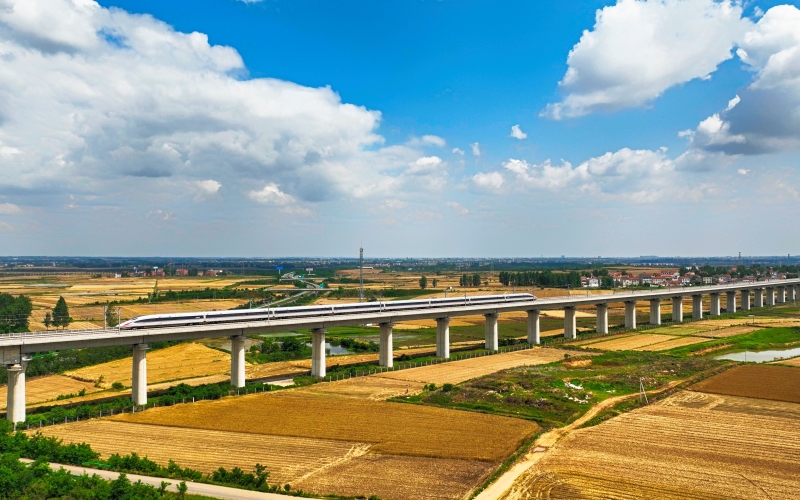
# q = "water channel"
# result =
<box><xmin>715</xmin><ymin>346</ymin><xmax>800</xmax><ymax>363</ymax></box>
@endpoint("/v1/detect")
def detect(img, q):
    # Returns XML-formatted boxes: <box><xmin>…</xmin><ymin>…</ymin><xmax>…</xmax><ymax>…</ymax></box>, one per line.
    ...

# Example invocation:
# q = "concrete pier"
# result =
<box><xmin>692</xmin><ymin>295</ymin><xmax>703</xmax><ymax>319</ymax></box>
<box><xmin>436</xmin><ymin>317</ymin><xmax>450</xmax><ymax>359</ymax></box>
<box><xmin>564</xmin><ymin>307</ymin><xmax>576</xmax><ymax>340</ymax></box>
<box><xmin>777</xmin><ymin>286</ymin><xmax>786</xmax><ymax>304</ymax></box>
<box><xmin>5</xmin><ymin>363</ymin><xmax>26</xmax><ymax>423</ymax></box>
<box><xmin>484</xmin><ymin>313</ymin><xmax>499</xmax><ymax>351</ymax></box>
<box><xmin>755</xmin><ymin>288</ymin><xmax>764</xmax><ymax>307</ymax></box>
<box><xmin>672</xmin><ymin>297</ymin><xmax>683</xmax><ymax>322</ymax></box>
<box><xmin>766</xmin><ymin>287</ymin><xmax>775</xmax><ymax>306</ymax></box>
<box><xmin>230</xmin><ymin>335</ymin><xmax>246</xmax><ymax>388</ymax></box>
<box><xmin>741</xmin><ymin>289</ymin><xmax>751</xmax><ymax>311</ymax></box>
<box><xmin>726</xmin><ymin>291</ymin><xmax>737</xmax><ymax>314</ymax></box>
<box><xmin>788</xmin><ymin>286</ymin><xmax>797</xmax><ymax>302</ymax></box>
<box><xmin>710</xmin><ymin>293</ymin><xmax>721</xmax><ymax>317</ymax></box>
<box><xmin>131</xmin><ymin>344</ymin><xmax>148</xmax><ymax>406</ymax></box>
<box><xmin>624</xmin><ymin>301</ymin><xmax>637</xmax><ymax>329</ymax></box>
<box><xmin>649</xmin><ymin>299</ymin><xmax>661</xmax><ymax>325</ymax></box>
<box><xmin>527</xmin><ymin>310</ymin><xmax>540</xmax><ymax>345</ymax></box>
<box><xmin>311</xmin><ymin>328</ymin><xmax>326</xmax><ymax>379</ymax></box>
<box><xmin>596</xmin><ymin>303</ymin><xmax>609</xmax><ymax>334</ymax></box>
<box><xmin>379</xmin><ymin>322</ymin><xmax>393</xmax><ymax>367</ymax></box>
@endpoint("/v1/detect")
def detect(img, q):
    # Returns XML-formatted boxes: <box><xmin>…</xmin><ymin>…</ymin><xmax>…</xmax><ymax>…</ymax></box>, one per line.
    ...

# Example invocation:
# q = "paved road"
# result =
<box><xmin>20</xmin><ymin>459</ymin><xmax>310</xmax><ymax>500</ymax></box>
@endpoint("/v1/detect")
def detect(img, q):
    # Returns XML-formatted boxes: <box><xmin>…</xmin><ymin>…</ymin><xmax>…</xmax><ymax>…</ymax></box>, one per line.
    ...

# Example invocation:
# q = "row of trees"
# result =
<box><xmin>43</xmin><ymin>296</ymin><xmax>71</xmax><ymax>329</ymax></box>
<box><xmin>418</xmin><ymin>276</ymin><xmax>439</xmax><ymax>289</ymax></box>
<box><xmin>498</xmin><ymin>270</ymin><xmax>582</xmax><ymax>288</ymax></box>
<box><xmin>459</xmin><ymin>273</ymin><xmax>482</xmax><ymax>287</ymax></box>
<box><xmin>0</xmin><ymin>292</ymin><xmax>32</xmax><ymax>333</ymax></box>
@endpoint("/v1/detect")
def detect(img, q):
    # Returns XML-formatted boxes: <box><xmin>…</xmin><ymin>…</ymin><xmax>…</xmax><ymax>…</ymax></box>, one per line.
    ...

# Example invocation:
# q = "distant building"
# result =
<box><xmin>175</xmin><ymin>268</ymin><xmax>189</xmax><ymax>276</ymax></box>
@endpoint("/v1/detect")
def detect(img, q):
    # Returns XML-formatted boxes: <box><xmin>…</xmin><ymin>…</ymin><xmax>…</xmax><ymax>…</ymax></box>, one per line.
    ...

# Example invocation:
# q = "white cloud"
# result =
<box><xmin>0</xmin><ymin>203</ymin><xmax>21</xmax><ymax>214</ymax></box>
<box><xmin>737</xmin><ymin>168</ymin><xmax>749</xmax><ymax>175</ymax></box>
<box><xmin>383</xmin><ymin>198</ymin><xmax>407</xmax><ymax>210</ymax></box>
<box><xmin>446</xmin><ymin>201</ymin><xmax>469</xmax><ymax>215</ymax></box>
<box><xmin>0</xmin><ymin>0</ymin><xmax>439</xmax><ymax>209</ymax></box>
<box><xmin>248</xmin><ymin>183</ymin><xmax>296</xmax><ymax>205</ymax></box>
<box><xmin>690</xmin><ymin>5</ymin><xmax>800</xmax><ymax>155</ymax></box>
<box><xmin>452</xmin><ymin>148</ymin><xmax>465</xmax><ymax>155</ymax></box>
<box><xmin>0</xmin><ymin>222</ymin><xmax>12</xmax><ymax>231</ymax></box>
<box><xmin>510</xmin><ymin>125</ymin><xmax>527</xmax><ymax>140</ymax></box>
<box><xmin>146</xmin><ymin>209</ymin><xmax>175</xmax><ymax>221</ymax></box>
<box><xmin>407</xmin><ymin>156</ymin><xmax>443</xmax><ymax>174</ymax></box>
<box><xmin>543</xmin><ymin>0</ymin><xmax>750</xmax><ymax>119</ymax></box>
<box><xmin>472</xmin><ymin>171</ymin><xmax>504</xmax><ymax>192</ymax></box>
<box><xmin>470</xmin><ymin>142</ymin><xmax>481</xmax><ymax>156</ymax></box>
<box><xmin>192</xmin><ymin>179</ymin><xmax>221</xmax><ymax>202</ymax></box>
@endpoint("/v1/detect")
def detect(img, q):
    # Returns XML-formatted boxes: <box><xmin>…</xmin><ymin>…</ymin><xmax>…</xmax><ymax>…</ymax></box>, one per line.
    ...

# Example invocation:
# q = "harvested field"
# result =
<box><xmin>244</xmin><ymin>361</ymin><xmax>308</xmax><ymax>380</ymax></box>
<box><xmin>689</xmin><ymin>364</ymin><xmax>800</xmax><ymax>403</ymax></box>
<box><xmin>296</xmin><ymin>377</ymin><xmax>426</xmax><ymax>400</ymax></box>
<box><xmin>294</xmin><ymin>453</ymin><xmax>495</xmax><ymax>500</ymax></box>
<box><xmin>110</xmin><ymin>392</ymin><xmax>538</xmax><ymax>461</ymax></box>
<box><xmin>507</xmin><ymin>391</ymin><xmax>800</xmax><ymax>500</ymax></box>
<box><xmin>645</xmin><ymin>326</ymin><xmax>706</xmax><ymax>336</ymax></box>
<box><xmin>774</xmin><ymin>355</ymin><xmax>800</xmax><ymax>367</ymax></box>
<box><xmin>0</xmin><ymin>375</ymin><xmax>99</xmax><ymax>409</ymax></box>
<box><xmin>582</xmin><ymin>334</ymin><xmax>677</xmax><ymax>351</ymax></box>
<box><xmin>65</xmin><ymin>343</ymin><xmax>231</xmax><ymax>388</ymax></box>
<box><xmin>570</xmin><ymin>333</ymin><xmax>632</xmax><ymax>346</ymax></box>
<box><xmin>35</xmin><ymin>420</ymin><xmax>369</xmax><ymax>485</ymax></box>
<box><xmin>635</xmin><ymin>336</ymin><xmax>710</xmax><ymax>351</ymax></box>
<box><xmin>376</xmin><ymin>348</ymin><xmax>570</xmax><ymax>385</ymax></box>
<box><xmin>696</xmin><ymin>325</ymin><xmax>761</xmax><ymax>338</ymax></box>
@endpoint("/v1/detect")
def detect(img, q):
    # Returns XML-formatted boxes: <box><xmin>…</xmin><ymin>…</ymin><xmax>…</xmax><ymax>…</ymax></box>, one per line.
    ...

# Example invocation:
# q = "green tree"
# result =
<box><xmin>419</xmin><ymin>275</ymin><xmax>428</xmax><ymax>289</ymax></box>
<box><xmin>52</xmin><ymin>296</ymin><xmax>70</xmax><ymax>329</ymax></box>
<box><xmin>105</xmin><ymin>304</ymin><xmax>119</xmax><ymax>328</ymax></box>
<box><xmin>472</xmin><ymin>273</ymin><xmax>481</xmax><ymax>287</ymax></box>
<box><xmin>432</xmin><ymin>278</ymin><xmax>438</xmax><ymax>288</ymax></box>
<box><xmin>0</xmin><ymin>293</ymin><xmax>33</xmax><ymax>333</ymax></box>
<box><xmin>44</xmin><ymin>312</ymin><xmax>52</xmax><ymax>330</ymax></box>
<box><xmin>601</xmin><ymin>276</ymin><xmax>614</xmax><ymax>289</ymax></box>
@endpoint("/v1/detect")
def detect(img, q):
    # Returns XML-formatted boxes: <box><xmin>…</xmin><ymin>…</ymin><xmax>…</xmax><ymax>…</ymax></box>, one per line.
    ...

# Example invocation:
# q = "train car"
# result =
<box><xmin>118</xmin><ymin>293</ymin><xmax>535</xmax><ymax>329</ymax></box>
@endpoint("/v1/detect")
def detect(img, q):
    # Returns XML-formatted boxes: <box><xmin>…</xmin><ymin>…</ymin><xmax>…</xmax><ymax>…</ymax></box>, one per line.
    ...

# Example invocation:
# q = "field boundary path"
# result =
<box><xmin>474</xmin><ymin>364</ymin><xmax>731</xmax><ymax>500</ymax></box>
<box><xmin>19</xmin><ymin>459</ymin><xmax>308</xmax><ymax>500</ymax></box>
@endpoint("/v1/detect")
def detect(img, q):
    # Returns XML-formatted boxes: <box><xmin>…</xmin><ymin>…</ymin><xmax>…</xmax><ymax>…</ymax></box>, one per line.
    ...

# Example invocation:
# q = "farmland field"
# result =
<box><xmin>109</xmin><ymin>391</ymin><xmax>537</xmax><ymax>460</ymax></box>
<box><xmin>0</xmin><ymin>374</ymin><xmax>99</xmax><ymax>409</ymax></box>
<box><xmin>503</xmin><ymin>391</ymin><xmax>800</xmax><ymax>500</ymax></box>
<box><xmin>635</xmin><ymin>336</ymin><xmax>710</xmax><ymax>351</ymax></box>
<box><xmin>65</xmin><ymin>343</ymin><xmax>231</xmax><ymax>388</ymax></box>
<box><xmin>377</xmin><ymin>348</ymin><xmax>571</xmax><ymax>385</ymax></box>
<box><xmin>582</xmin><ymin>333</ymin><xmax>677</xmax><ymax>351</ymax></box>
<box><xmin>775</xmin><ymin>355</ymin><xmax>800</xmax><ymax>367</ymax></box>
<box><xmin>689</xmin><ymin>364</ymin><xmax>800</xmax><ymax>403</ymax></box>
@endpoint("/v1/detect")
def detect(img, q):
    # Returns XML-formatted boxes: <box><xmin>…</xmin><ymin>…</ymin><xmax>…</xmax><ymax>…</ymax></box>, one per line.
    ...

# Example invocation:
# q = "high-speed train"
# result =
<box><xmin>118</xmin><ymin>293</ymin><xmax>536</xmax><ymax>330</ymax></box>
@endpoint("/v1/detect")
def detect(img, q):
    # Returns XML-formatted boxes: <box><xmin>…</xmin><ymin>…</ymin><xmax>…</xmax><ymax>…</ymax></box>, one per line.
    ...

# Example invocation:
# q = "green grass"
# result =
<box><xmin>391</xmin><ymin>351</ymin><xmax>724</xmax><ymax>428</ymax></box>
<box><xmin>666</xmin><ymin>326</ymin><xmax>800</xmax><ymax>357</ymax></box>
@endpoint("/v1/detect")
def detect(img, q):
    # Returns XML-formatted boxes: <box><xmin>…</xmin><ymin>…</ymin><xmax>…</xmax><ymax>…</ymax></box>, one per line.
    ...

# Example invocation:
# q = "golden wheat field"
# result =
<box><xmin>110</xmin><ymin>391</ymin><xmax>537</xmax><ymax>461</ymax></box>
<box><xmin>65</xmin><ymin>343</ymin><xmax>231</xmax><ymax>388</ymax></box>
<box><xmin>634</xmin><ymin>336</ymin><xmax>710</xmax><ymax>351</ymax></box>
<box><xmin>774</xmin><ymin>355</ymin><xmax>800</xmax><ymax>367</ymax></box>
<box><xmin>506</xmin><ymin>391</ymin><xmax>800</xmax><ymax>500</ymax></box>
<box><xmin>696</xmin><ymin>325</ymin><xmax>762</xmax><ymax>338</ymax></box>
<box><xmin>296</xmin><ymin>376</ymin><xmax>426</xmax><ymax>400</ymax></box>
<box><xmin>582</xmin><ymin>334</ymin><xmax>677</xmax><ymax>351</ymax></box>
<box><xmin>0</xmin><ymin>375</ymin><xmax>99</xmax><ymax>409</ymax></box>
<box><xmin>377</xmin><ymin>348</ymin><xmax>570</xmax><ymax>385</ymax></box>
<box><xmin>689</xmin><ymin>364</ymin><xmax>800</xmax><ymax>404</ymax></box>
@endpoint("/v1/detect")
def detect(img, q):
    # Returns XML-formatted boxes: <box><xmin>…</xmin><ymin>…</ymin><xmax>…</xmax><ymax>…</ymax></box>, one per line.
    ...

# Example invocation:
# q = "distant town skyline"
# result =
<box><xmin>2</xmin><ymin>0</ymin><xmax>800</xmax><ymax>257</ymax></box>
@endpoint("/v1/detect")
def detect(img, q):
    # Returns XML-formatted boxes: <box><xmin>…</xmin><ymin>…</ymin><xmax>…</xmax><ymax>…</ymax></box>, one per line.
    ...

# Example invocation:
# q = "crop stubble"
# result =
<box><xmin>0</xmin><ymin>375</ymin><xmax>99</xmax><ymax>409</ymax></box>
<box><xmin>689</xmin><ymin>364</ymin><xmax>800</xmax><ymax>403</ymax></box>
<box><xmin>511</xmin><ymin>391</ymin><xmax>800</xmax><ymax>499</ymax></box>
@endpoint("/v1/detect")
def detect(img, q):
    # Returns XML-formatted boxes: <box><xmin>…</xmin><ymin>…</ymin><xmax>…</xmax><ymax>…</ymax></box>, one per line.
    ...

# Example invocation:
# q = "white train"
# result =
<box><xmin>118</xmin><ymin>293</ymin><xmax>535</xmax><ymax>329</ymax></box>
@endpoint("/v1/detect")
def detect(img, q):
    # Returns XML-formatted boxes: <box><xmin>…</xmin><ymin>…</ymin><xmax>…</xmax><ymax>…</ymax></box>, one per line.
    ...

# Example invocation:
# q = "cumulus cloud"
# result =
<box><xmin>472</xmin><ymin>171</ymin><xmax>504</xmax><ymax>192</ymax></box>
<box><xmin>0</xmin><ymin>203</ymin><xmax>21</xmax><ymax>214</ymax></box>
<box><xmin>543</xmin><ymin>0</ymin><xmax>750</xmax><ymax>119</ymax></box>
<box><xmin>0</xmin><ymin>0</ymin><xmax>440</xmax><ymax>211</ymax></box>
<box><xmin>452</xmin><ymin>148</ymin><xmax>465</xmax><ymax>155</ymax></box>
<box><xmin>737</xmin><ymin>168</ymin><xmax>749</xmax><ymax>175</ymax></box>
<box><xmin>510</xmin><ymin>125</ymin><xmax>527</xmax><ymax>140</ymax></box>
<box><xmin>470</xmin><ymin>142</ymin><xmax>481</xmax><ymax>156</ymax></box>
<box><xmin>690</xmin><ymin>5</ymin><xmax>800</xmax><ymax>154</ymax></box>
<box><xmin>191</xmin><ymin>179</ymin><xmax>222</xmax><ymax>202</ymax></box>
<box><xmin>446</xmin><ymin>201</ymin><xmax>469</xmax><ymax>215</ymax></box>
<box><xmin>248</xmin><ymin>183</ymin><xmax>296</xmax><ymax>205</ymax></box>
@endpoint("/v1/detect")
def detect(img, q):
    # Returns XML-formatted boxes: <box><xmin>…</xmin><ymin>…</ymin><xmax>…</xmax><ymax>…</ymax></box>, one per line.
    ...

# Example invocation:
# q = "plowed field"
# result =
<box><xmin>0</xmin><ymin>375</ymin><xmax>99</xmax><ymax>409</ymax></box>
<box><xmin>689</xmin><ymin>364</ymin><xmax>800</xmax><ymax>403</ymax></box>
<box><xmin>65</xmin><ymin>343</ymin><xmax>231</xmax><ymax>388</ymax></box>
<box><xmin>505</xmin><ymin>391</ymin><xmax>800</xmax><ymax>500</ymax></box>
<box><xmin>110</xmin><ymin>391</ymin><xmax>537</xmax><ymax>461</ymax></box>
<box><xmin>376</xmin><ymin>348</ymin><xmax>569</xmax><ymax>385</ymax></box>
<box><xmin>583</xmin><ymin>334</ymin><xmax>676</xmax><ymax>351</ymax></box>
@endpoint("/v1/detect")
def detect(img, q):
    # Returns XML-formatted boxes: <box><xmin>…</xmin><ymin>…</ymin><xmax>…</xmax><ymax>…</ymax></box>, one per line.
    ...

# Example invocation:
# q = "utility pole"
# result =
<box><xmin>359</xmin><ymin>246</ymin><xmax>364</xmax><ymax>303</ymax></box>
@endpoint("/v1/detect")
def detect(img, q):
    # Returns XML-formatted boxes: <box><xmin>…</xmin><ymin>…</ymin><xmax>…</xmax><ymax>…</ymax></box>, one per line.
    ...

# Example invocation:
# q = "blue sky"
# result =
<box><xmin>2</xmin><ymin>0</ymin><xmax>800</xmax><ymax>257</ymax></box>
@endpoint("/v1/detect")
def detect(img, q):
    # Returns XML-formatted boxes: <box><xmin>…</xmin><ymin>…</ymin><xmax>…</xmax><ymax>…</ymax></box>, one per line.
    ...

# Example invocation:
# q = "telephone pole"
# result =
<box><xmin>359</xmin><ymin>246</ymin><xmax>364</xmax><ymax>303</ymax></box>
